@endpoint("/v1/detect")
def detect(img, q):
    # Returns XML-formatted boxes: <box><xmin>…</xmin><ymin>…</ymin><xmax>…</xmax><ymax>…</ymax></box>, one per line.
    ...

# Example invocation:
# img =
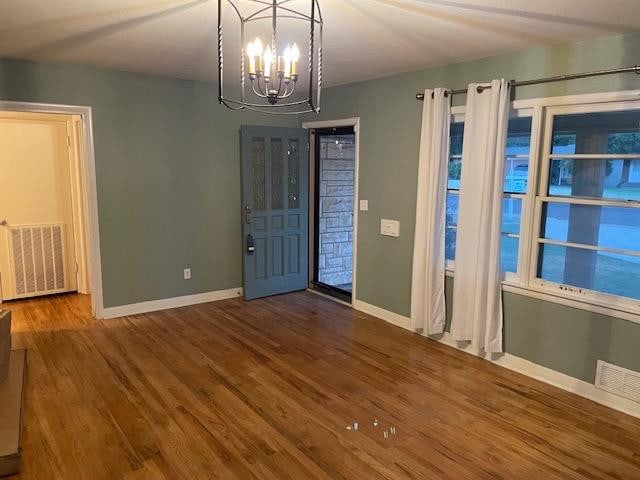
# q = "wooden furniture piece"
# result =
<box><xmin>0</xmin><ymin>310</ymin><xmax>26</xmax><ymax>478</ymax></box>
<box><xmin>0</xmin><ymin>311</ymin><xmax>9</xmax><ymax>382</ymax></box>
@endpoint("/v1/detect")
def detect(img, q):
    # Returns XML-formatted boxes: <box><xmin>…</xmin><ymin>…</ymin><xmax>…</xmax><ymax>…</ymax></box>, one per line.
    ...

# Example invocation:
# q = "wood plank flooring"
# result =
<box><xmin>4</xmin><ymin>291</ymin><xmax>640</xmax><ymax>479</ymax></box>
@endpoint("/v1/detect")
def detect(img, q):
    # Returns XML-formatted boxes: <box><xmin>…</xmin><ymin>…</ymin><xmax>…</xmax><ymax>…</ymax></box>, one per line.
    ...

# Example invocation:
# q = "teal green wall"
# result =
<box><xmin>307</xmin><ymin>31</ymin><xmax>640</xmax><ymax>383</ymax></box>
<box><xmin>0</xmin><ymin>59</ymin><xmax>296</xmax><ymax>308</ymax></box>
<box><xmin>503</xmin><ymin>292</ymin><xmax>640</xmax><ymax>382</ymax></box>
<box><xmin>1</xmin><ymin>31</ymin><xmax>639</xmax><ymax>384</ymax></box>
<box><xmin>442</xmin><ymin>277</ymin><xmax>640</xmax><ymax>383</ymax></box>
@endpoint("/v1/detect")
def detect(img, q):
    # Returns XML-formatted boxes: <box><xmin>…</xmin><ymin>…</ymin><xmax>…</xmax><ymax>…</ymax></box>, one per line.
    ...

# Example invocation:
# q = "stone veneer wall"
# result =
<box><xmin>317</xmin><ymin>135</ymin><xmax>355</xmax><ymax>288</ymax></box>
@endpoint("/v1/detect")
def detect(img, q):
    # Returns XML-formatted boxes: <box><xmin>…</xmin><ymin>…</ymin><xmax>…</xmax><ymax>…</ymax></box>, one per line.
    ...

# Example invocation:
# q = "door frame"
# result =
<box><xmin>0</xmin><ymin>100</ymin><xmax>103</xmax><ymax>318</ymax></box>
<box><xmin>302</xmin><ymin>117</ymin><xmax>360</xmax><ymax>304</ymax></box>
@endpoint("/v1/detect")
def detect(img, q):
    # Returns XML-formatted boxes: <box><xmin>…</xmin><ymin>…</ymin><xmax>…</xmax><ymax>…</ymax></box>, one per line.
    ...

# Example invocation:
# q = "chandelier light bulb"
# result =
<box><xmin>254</xmin><ymin>37</ymin><xmax>264</xmax><ymax>73</ymax></box>
<box><xmin>283</xmin><ymin>44</ymin><xmax>292</xmax><ymax>79</ymax></box>
<box><xmin>277</xmin><ymin>54</ymin><xmax>284</xmax><ymax>75</ymax></box>
<box><xmin>253</xmin><ymin>37</ymin><xmax>263</xmax><ymax>55</ymax></box>
<box><xmin>241</xmin><ymin>37</ymin><xmax>302</xmax><ymax>102</ymax></box>
<box><xmin>291</xmin><ymin>43</ymin><xmax>300</xmax><ymax>76</ymax></box>
<box><xmin>246</xmin><ymin>41</ymin><xmax>256</xmax><ymax>75</ymax></box>
<box><xmin>263</xmin><ymin>45</ymin><xmax>273</xmax><ymax>80</ymax></box>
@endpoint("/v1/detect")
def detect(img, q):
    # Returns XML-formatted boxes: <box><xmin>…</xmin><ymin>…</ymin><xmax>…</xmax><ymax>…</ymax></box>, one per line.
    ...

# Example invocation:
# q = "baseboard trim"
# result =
<box><xmin>101</xmin><ymin>288</ymin><xmax>243</xmax><ymax>319</ymax></box>
<box><xmin>352</xmin><ymin>301</ymin><xmax>640</xmax><ymax>419</ymax></box>
<box><xmin>352</xmin><ymin>299</ymin><xmax>412</xmax><ymax>330</ymax></box>
<box><xmin>436</xmin><ymin>332</ymin><xmax>640</xmax><ymax>418</ymax></box>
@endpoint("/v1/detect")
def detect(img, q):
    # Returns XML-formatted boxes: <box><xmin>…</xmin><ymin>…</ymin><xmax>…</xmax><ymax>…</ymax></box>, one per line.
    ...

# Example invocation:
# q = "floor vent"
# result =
<box><xmin>9</xmin><ymin>224</ymin><xmax>67</xmax><ymax>298</ymax></box>
<box><xmin>595</xmin><ymin>360</ymin><xmax>640</xmax><ymax>403</ymax></box>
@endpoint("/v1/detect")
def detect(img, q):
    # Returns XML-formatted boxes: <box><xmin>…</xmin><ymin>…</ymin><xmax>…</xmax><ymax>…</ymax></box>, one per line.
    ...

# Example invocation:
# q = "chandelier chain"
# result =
<box><xmin>240</xmin><ymin>22</ymin><xmax>245</xmax><ymax>98</ymax></box>
<box><xmin>217</xmin><ymin>24</ymin><xmax>223</xmax><ymax>73</ymax></box>
<box><xmin>318</xmin><ymin>46</ymin><xmax>322</xmax><ymax>93</ymax></box>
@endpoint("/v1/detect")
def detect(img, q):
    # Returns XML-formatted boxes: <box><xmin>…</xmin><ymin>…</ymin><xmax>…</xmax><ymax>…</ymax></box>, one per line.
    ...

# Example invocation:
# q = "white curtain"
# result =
<box><xmin>450</xmin><ymin>79</ymin><xmax>510</xmax><ymax>353</ymax></box>
<box><xmin>410</xmin><ymin>88</ymin><xmax>451</xmax><ymax>334</ymax></box>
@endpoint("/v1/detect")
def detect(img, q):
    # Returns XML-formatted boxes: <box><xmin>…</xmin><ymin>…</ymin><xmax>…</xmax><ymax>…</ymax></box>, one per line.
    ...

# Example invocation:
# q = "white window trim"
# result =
<box><xmin>445</xmin><ymin>108</ymin><xmax>465</xmax><ymax>271</ymax></box>
<box><xmin>501</xmin><ymin>191</ymin><xmax>523</xmax><ymax>284</ymax></box>
<box><xmin>526</xmin><ymin>97</ymin><xmax>640</xmax><ymax>320</ymax></box>
<box><xmin>446</xmin><ymin>106</ymin><xmax>532</xmax><ymax>280</ymax></box>
<box><xmin>445</xmin><ymin>89</ymin><xmax>640</xmax><ymax>325</ymax></box>
<box><xmin>503</xmin><ymin>106</ymin><xmax>536</xmax><ymax>282</ymax></box>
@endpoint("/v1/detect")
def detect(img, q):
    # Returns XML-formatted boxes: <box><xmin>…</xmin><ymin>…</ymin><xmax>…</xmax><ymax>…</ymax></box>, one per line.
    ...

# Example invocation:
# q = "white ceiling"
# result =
<box><xmin>0</xmin><ymin>0</ymin><xmax>639</xmax><ymax>87</ymax></box>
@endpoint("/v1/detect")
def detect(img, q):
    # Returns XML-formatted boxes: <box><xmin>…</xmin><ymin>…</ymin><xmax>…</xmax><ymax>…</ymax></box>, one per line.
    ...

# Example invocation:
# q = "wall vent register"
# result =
<box><xmin>9</xmin><ymin>223</ymin><xmax>68</xmax><ymax>298</ymax></box>
<box><xmin>595</xmin><ymin>360</ymin><xmax>640</xmax><ymax>403</ymax></box>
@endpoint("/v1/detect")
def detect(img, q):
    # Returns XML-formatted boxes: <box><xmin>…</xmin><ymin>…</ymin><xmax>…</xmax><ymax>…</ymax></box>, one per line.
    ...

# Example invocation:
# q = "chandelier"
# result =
<box><xmin>217</xmin><ymin>0</ymin><xmax>323</xmax><ymax>114</ymax></box>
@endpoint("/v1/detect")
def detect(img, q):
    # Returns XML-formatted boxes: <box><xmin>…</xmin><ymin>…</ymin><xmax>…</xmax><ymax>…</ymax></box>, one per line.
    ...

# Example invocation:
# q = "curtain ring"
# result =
<box><xmin>431</xmin><ymin>90</ymin><xmax>450</xmax><ymax>99</ymax></box>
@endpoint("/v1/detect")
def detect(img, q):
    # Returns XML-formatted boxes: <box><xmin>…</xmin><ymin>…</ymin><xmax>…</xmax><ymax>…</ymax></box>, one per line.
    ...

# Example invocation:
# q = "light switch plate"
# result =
<box><xmin>359</xmin><ymin>199</ymin><xmax>369</xmax><ymax>211</ymax></box>
<box><xmin>380</xmin><ymin>219</ymin><xmax>400</xmax><ymax>237</ymax></box>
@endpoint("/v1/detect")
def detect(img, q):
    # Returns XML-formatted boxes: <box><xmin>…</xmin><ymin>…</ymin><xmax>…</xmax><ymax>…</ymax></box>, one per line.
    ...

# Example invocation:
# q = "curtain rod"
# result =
<box><xmin>415</xmin><ymin>65</ymin><xmax>640</xmax><ymax>101</ymax></box>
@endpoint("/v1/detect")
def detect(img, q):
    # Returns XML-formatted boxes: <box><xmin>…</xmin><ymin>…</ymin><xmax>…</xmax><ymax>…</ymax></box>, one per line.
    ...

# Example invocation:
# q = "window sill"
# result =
<box><xmin>444</xmin><ymin>269</ymin><xmax>640</xmax><ymax>325</ymax></box>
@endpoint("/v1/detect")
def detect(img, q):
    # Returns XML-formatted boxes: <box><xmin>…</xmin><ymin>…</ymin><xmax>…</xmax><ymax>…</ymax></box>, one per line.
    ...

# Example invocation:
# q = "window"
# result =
<box><xmin>446</xmin><ymin>115</ymin><xmax>464</xmax><ymax>265</ymax></box>
<box><xmin>442</xmin><ymin>92</ymin><xmax>640</xmax><ymax>318</ymax></box>
<box><xmin>534</xmin><ymin>103</ymin><xmax>640</xmax><ymax>303</ymax></box>
<box><xmin>445</xmin><ymin>111</ymin><xmax>533</xmax><ymax>277</ymax></box>
<box><xmin>501</xmin><ymin>113</ymin><xmax>532</xmax><ymax>276</ymax></box>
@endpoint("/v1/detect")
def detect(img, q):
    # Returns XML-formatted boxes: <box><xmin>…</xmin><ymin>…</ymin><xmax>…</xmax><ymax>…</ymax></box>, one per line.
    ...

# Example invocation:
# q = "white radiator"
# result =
<box><xmin>9</xmin><ymin>223</ymin><xmax>68</xmax><ymax>298</ymax></box>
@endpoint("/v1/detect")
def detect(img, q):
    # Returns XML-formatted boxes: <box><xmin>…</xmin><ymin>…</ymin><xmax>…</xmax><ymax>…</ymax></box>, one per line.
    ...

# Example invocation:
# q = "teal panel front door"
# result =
<box><xmin>241</xmin><ymin>126</ymin><xmax>309</xmax><ymax>300</ymax></box>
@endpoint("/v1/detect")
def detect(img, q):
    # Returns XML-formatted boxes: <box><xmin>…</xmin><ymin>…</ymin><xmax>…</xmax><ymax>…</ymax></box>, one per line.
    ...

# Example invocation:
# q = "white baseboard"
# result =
<box><xmin>100</xmin><ymin>288</ymin><xmax>242</xmax><ymax>319</ymax></box>
<box><xmin>352</xmin><ymin>299</ymin><xmax>412</xmax><ymax>330</ymax></box>
<box><xmin>495</xmin><ymin>350</ymin><xmax>640</xmax><ymax>419</ymax></box>
<box><xmin>353</xmin><ymin>301</ymin><xmax>640</xmax><ymax>419</ymax></box>
<box><xmin>436</xmin><ymin>332</ymin><xmax>640</xmax><ymax>418</ymax></box>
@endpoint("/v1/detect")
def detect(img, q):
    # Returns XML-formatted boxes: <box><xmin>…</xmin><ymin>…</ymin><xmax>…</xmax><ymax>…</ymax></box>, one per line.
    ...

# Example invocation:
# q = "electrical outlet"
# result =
<box><xmin>183</xmin><ymin>268</ymin><xmax>191</xmax><ymax>280</ymax></box>
<box><xmin>359</xmin><ymin>199</ymin><xmax>369</xmax><ymax>211</ymax></box>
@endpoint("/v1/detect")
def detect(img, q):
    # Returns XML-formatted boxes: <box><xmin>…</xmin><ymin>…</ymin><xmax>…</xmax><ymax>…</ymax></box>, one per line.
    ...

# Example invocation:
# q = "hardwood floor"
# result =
<box><xmin>4</xmin><ymin>291</ymin><xmax>640</xmax><ymax>479</ymax></box>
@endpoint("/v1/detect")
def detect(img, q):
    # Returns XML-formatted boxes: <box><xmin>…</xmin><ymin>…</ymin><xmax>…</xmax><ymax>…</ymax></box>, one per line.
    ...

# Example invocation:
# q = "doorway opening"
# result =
<box><xmin>0</xmin><ymin>110</ymin><xmax>92</xmax><ymax>307</ymax></box>
<box><xmin>310</xmin><ymin>125</ymin><xmax>357</xmax><ymax>302</ymax></box>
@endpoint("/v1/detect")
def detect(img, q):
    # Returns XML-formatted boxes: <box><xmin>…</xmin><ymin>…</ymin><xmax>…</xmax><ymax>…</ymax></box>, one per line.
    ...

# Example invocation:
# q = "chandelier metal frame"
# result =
<box><xmin>217</xmin><ymin>0</ymin><xmax>323</xmax><ymax>115</ymax></box>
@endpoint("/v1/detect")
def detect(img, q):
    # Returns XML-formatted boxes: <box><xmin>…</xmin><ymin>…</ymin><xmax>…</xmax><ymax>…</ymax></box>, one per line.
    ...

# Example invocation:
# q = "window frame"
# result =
<box><xmin>502</xmin><ymin>107</ymin><xmax>536</xmax><ymax>282</ymax></box>
<box><xmin>445</xmin><ymin>107</ymin><xmax>535</xmax><ymax>281</ymax></box>
<box><xmin>445</xmin><ymin>89</ymin><xmax>640</xmax><ymax>324</ymax></box>
<box><xmin>445</xmin><ymin>108</ymin><xmax>465</xmax><ymax>271</ymax></box>
<box><xmin>527</xmin><ymin>100</ymin><xmax>640</xmax><ymax>314</ymax></box>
